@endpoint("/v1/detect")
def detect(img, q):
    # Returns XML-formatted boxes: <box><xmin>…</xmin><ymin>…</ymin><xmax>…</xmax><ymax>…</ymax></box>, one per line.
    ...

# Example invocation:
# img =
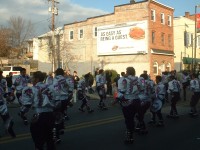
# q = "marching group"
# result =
<box><xmin>113</xmin><ymin>67</ymin><xmax>200</xmax><ymax>144</ymax></box>
<box><xmin>0</xmin><ymin>66</ymin><xmax>200</xmax><ymax>149</ymax></box>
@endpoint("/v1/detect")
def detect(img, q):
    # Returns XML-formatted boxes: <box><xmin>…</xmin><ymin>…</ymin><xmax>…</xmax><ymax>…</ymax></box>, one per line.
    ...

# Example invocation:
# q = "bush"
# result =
<box><xmin>104</xmin><ymin>69</ymin><xmax>118</xmax><ymax>83</ymax></box>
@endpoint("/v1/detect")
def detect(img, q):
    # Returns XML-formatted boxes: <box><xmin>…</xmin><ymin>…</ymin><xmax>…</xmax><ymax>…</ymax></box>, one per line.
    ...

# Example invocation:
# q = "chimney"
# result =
<box><xmin>185</xmin><ymin>12</ymin><xmax>190</xmax><ymax>18</ymax></box>
<box><xmin>130</xmin><ymin>0</ymin><xmax>136</xmax><ymax>4</ymax></box>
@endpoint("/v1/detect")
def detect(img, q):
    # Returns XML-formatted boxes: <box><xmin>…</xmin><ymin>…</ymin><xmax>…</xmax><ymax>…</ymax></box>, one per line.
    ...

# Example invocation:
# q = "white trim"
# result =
<box><xmin>153</xmin><ymin>61</ymin><xmax>158</xmax><ymax>75</ymax></box>
<box><xmin>152</xmin><ymin>0</ymin><xmax>174</xmax><ymax>10</ymax></box>
<box><xmin>151</xmin><ymin>9</ymin><xmax>156</xmax><ymax>22</ymax></box>
<box><xmin>166</xmin><ymin>62</ymin><xmax>171</xmax><ymax>71</ymax></box>
<box><xmin>78</xmin><ymin>28</ymin><xmax>84</xmax><ymax>40</ymax></box>
<box><xmin>151</xmin><ymin>49</ymin><xmax>174</xmax><ymax>56</ymax></box>
<box><xmin>161</xmin><ymin>13</ymin><xmax>165</xmax><ymax>24</ymax></box>
<box><xmin>167</xmin><ymin>15</ymin><xmax>172</xmax><ymax>26</ymax></box>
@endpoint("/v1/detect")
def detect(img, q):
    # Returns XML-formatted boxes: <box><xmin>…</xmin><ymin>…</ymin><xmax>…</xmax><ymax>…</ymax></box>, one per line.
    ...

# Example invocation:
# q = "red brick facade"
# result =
<box><xmin>64</xmin><ymin>0</ymin><xmax>174</xmax><ymax>80</ymax></box>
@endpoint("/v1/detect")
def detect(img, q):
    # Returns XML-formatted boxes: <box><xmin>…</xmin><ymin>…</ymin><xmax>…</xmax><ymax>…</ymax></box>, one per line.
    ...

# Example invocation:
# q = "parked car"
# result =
<box><xmin>2</xmin><ymin>66</ymin><xmax>22</xmax><ymax>77</ymax></box>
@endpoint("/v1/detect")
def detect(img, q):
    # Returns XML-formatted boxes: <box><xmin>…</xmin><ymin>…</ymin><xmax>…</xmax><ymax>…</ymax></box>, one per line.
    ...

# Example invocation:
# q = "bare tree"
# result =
<box><xmin>0</xmin><ymin>27</ymin><xmax>11</xmax><ymax>57</ymax></box>
<box><xmin>8</xmin><ymin>16</ymin><xmax>34</xmax><ymax>57</ymax></box>
<box><xmin>59</xmin><ymin>41</ymin><xmax>80</xmax><ymax>70</ymax></box>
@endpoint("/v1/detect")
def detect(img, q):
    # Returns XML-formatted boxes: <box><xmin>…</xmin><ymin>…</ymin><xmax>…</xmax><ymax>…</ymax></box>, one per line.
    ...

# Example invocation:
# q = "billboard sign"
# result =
<box><xmin>97</xmin><ymin>20</ymin><xmax>148</xmax><ymax>55</ymax></box>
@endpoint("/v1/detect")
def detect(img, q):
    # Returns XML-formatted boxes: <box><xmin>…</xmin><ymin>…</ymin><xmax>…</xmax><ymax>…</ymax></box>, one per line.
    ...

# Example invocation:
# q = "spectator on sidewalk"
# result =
<box><xmin>73</xmin><ymin>71</ymin><xmax>80</xmax><ymax>90</ymax></box>
<box><xmin>73</xmin><ymin>71</ymin><xmax>79</xmax><ymax>103</ymax></box>
<box><xmin>6</xmin><ymin>72</ymin><xmax>13</xmax><ymax>92</ymax></box>
<box><xmin>114</xmin><ymin>74</ymin><xmax>120</xmax><ymax>87</ymax></box>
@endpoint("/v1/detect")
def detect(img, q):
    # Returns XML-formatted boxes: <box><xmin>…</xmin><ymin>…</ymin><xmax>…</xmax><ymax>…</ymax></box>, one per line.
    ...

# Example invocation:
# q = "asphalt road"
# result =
<box><xmin>1</xmin><ymin>92</ymin><xmax>200</xmax><ymax>150</ymax></box>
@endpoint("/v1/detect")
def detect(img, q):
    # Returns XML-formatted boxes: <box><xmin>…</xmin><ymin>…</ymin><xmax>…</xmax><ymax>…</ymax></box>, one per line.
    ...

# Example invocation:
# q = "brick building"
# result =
<box><xmin>63</xmin><ymin>0</ymin><xmax>174</xmax><ymax>79</ymax></box>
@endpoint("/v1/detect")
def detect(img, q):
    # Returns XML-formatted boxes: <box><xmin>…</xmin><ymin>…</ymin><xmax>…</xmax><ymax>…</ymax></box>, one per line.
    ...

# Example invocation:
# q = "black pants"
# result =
<box><xmin>106</xmin><ymin>83</ymin><xmax>112</xmax><ymax>95</ymax></box>
<box><xmin>80</xmin><ymin>97</ymin><xmax>89</xmax><ymax>108</ymax></box>
<box><xmin>182</xmin><ymin>82</ymin><xmax>189</xmax><ymax>101</ymax></box>
<box><xmin>190</xmin><ymin>92</ymin><xmax>200</xmax><ymax>112</ymax></box>
<box><xmin>16</xmin><ymin>92</ymin><xmax>22</xmax><ymax>105</ymax></box>
<box><xmin>137</xmin><ymin>101</ymin><xmax>151</xmax><ymax>125</ymax></box>
<box><xmin>151</xmin><ymin>109</ymin><xmax>163</xmax><ymax>121</ymax></box>
<box><xmin>170</xmin><ymin>92</ymin><xmax>180</xmax><ymax>115</ymax></box>
<box><xmin>30</xmin><ymin>112</ymin><xmax>55</xmax><ymax>150</ymax></box>
<box><xmin>122</xmin><ymin>99</ymin><xmax>140</xmax><ymax>132</ymax></box>
<box><xmin>97</xmin><ymin>86</ymin><xmax>106</xmax><ymax>106</ymax></box>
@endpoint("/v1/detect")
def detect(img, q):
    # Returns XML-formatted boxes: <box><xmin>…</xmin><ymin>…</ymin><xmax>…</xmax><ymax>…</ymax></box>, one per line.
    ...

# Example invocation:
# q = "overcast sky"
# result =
<box><xmin>0</xmin><ymin>0</ymin><xmax>200</xmax><ymax>37</ymax></box>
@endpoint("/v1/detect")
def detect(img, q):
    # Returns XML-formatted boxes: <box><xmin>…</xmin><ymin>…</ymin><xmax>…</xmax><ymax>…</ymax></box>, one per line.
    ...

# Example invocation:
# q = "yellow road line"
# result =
<box><xmin>0</xmin><ymin>115</ymin><xmax>123</xmax><ymax>144</ymax></box>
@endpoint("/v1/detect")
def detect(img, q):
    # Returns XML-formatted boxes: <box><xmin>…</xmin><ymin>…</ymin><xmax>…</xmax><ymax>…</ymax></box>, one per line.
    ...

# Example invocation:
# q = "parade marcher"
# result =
<box><xmin>65</xmin><ymin>69</ymin><xmax>73</xmax><ymax>79</ymax></box>
<box><xmin>94</xmin><ymin>68</ymin><xmax>99</xmax><ymax>92</ymax></box>
<box><xmin>96</xmin><ymin>69</ymin><xmax>108</xmax><ymax>110</ymax></box>
<box><xmin>149</xmin><ymin>75</ymin><xmax>166</xmax><ymax>126</ymax></box>
<box><xmin>161</xmin><ymin>71</ymin><xmax>170</xmax><ymax>102</ymax></box>
<box><xmin>189</xmin><ymin>73</ymin><xmax>200</xmax><ymax>117</ymax></box>
<box><xmin>135</xmin><ymin>73</ymin><xmax>154</xmax><ymax>133</ymax></box>
<box><xmin>21</xmin><ymin>71</ymin><xmax>56</xmax><ymax>150</ymax></box>
<box><xmin>45</xmin><ymin>71</ymin><xmax>54</xmax><ymax>85</ymax></box>
<box><xmin>0</xmin><ymin>70</ymin><xmax>16</xmax><ymax>138</ymax></box>
<box><xmin>86</xmin><ymin>72</ymin><xmax>95</xmax><ymax>94</ymax></box>
<box><xmin>117</xmin><ymin>72</ymin><xmax>126</xmax><ymax>89</ymax></box>
<box><xmin>53</xmin><ymin>68</ymin><xmax>74</xmax><ymax>143</ymax></box>
<box><xmin>77</xmin><ymin>73</ymin><xmax>94</xmax><ymax>113</ymax></box>
<box><xmin>114</xmin><ymin>67</ymin><xmax>140</xmax><ymax>144</ymax></box>
<box><xmin>11</xmin><ymin>68</ymin><xmax>31</xmax><ymax>125</ymax></box>
<box><xmin>181</xmin><ymin>70</ymin><xmax>190</xmax><ymax>101</ymax></box>
<box><xmin>6</xmin><ymin>72</ymin><xmax>13</xmax><ymax>93</ymax></box>
<box><xmin>167</xmin><ymin>75</ymin><xmax>181</xmax><ymax>118</ymax></box>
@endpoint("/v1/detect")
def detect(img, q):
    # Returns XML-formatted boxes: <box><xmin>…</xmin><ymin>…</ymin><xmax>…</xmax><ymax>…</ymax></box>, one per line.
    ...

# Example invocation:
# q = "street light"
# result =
<box><xmin>194</xmin><ymin>4</ymin><xmax>200</xmax><ymax>72</ymax></box>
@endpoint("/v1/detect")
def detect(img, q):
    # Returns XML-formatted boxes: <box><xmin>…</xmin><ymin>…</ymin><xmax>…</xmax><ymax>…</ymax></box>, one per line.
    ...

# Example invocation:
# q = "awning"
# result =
<box><xmin>151</xmin><ymin>49</ymin><xmax>174</xmax><ymax>56</ymax></box>
<box><xmin>182</xmin><ymin>57</ymin><xmax>200</xmax><ymax>64</ymax></box>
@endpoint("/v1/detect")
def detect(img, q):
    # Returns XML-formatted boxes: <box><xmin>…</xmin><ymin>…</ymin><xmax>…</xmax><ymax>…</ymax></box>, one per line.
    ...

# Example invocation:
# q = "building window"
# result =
<box><xmin>161</xmin><ymin>33</ymin><xmax>165</xmax><ymax>45</ymax></box>
<box><xmin>94</xmin><ymin>27</ymin><xmax>97</xmax><ymax>37</ymax></box>
<box><xmin>198</xmin><ymin>36</ymin><xmax>200</xmax><ymax>48</ymax></box>
<box><xmin>168</xmin><ymin>34</ymin><xmax>172</xmax><ymax>47</ymax></box>
<box><xmin>166</xmin><ymin>63</ymin><xmax>171</xmax><ymax>72</ymax></box>
<box><xmin>161</xmin><ymin>13</ymin><xmax>165</xmax><ymax>24</ymax></box>
<box><xmin>69</xmin><ymin>30</ymin><xmax>73</xmax><ymax>40</ymax></box>
<box><xmin>190</xmin><ymin>33</ymin><xmax>193</xmax><ymax>47</ymax></box>
<box><xmin>184</xmin><ymin>32</ymin><xmax>193</xmax><ymax>47</ymax></box>
<box><xmin>151</xmin><ymin>9</ymin><xmax>156</xmax><ymax>22</ymax></box>
<box><xmin>167</xmin><ymin>15</ymin><xmax>172</xmax><ymax>26</ymax></box>
<box><xmin>152</xmin><ymin>31</ymin><xmax>155</xmax><ymax>44</ymax></box>
<box><xmin>79</xmin><ymin>29</ymin><xmax>83</xmax><ymax>39</ymax></box>
<box><xmin>153</xmin><ymin>62</ymin><xmax>158</xmax><ymax>75</ymax></box>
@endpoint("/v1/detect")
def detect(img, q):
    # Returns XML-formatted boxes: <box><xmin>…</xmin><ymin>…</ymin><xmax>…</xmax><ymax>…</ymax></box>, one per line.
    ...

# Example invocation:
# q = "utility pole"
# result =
<box><xmin>194</xmin><ymin>4</ymin><xmax>200</xmax><ymax>72</ymax></box>
<box><xmin>48</xmin><ymin>0</ymin><xmax>59</xmax><ymax>72</ymax></box>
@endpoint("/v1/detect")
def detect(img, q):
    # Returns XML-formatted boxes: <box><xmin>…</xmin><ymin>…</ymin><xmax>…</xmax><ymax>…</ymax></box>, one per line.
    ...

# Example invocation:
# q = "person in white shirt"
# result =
<box><xmin>45</xmin><ymin>71</ymin><xmax>54</xmax><ymax>85</ymax></box>
<box><xmin>96</xmin><ymin>69</ymin><xmax>107</xmax><ymax>109</ymax></box>
<box><xmin>0</xmin><ymin>70</ymin><xmax>16</xmax><ymax>138</ymax></box>
<box><xmin>149</xmin><ymin>75</ymin><xmax>166</xmax><ymax>126</ymax></box>
<box><xmin>181</xmin><ymin>70</ymin><xmax>190</xmax><ymax>101</ymax></box>
<box><xmin>77</xmin><ymin>73</ymin><xmax>94</xmax><ymax>113</ymax></box>
<box><xmin>21</xmin><ymin>71</ymin><xmax>55</xmax><ymax>150</ymax></box>
<box><xmin>11</xmin><ymin>68</ymin><xmax>31</xmax><ymax>125</ymax></box>
<box><xmin>114</xmin><ymin>67</ymin><xmax>140</xmax><ymax>144</ymax></box>
<box><xmin>167</xmin><ymin>75</ymin><xmax>181</xmax><ymax>118</ymax></box>
<box><xmin>189</xmin><ymin>73</ymin><xmax>200</xmax><ymax>117</ymax></box>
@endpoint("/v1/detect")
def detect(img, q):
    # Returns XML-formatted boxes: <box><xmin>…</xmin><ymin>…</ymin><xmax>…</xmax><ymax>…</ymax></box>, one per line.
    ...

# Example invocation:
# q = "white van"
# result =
<box><xmin>2</xmin><ymin>66</ymin><xmax>22</xmax><ymax>77</ymax></box>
